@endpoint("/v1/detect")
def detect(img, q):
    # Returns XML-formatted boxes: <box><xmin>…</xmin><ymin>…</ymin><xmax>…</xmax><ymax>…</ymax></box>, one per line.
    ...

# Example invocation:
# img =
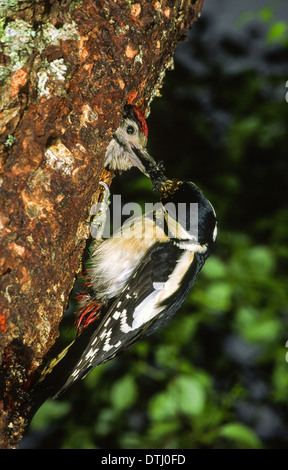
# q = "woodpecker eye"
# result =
<box><xmin>126</xmin><ymin>125</ymin><xmax>136</xmax><ymax>135</ymax></box>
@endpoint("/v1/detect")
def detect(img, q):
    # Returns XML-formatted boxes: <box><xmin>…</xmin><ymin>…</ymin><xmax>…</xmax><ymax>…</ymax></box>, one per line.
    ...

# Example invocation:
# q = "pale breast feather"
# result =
<box><xmin>88</xmin><ymin>209</ymin><xmax>168</xmax><ymax>302</ymax></box>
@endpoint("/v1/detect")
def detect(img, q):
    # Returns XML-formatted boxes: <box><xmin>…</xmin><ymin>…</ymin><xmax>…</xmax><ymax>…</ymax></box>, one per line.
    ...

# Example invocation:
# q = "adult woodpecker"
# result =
<box><xmin>77</xmin><ymin>105</ymin><xmax>155</xmax><ymax>329</ymax></box>
<box><xmin>33</xmin><ymin>147</ymin><xmax>217</xmax><ymax>402</ymax></box>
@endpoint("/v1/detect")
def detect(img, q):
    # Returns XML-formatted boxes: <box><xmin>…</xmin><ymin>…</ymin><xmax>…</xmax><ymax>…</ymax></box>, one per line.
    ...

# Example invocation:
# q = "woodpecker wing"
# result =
<box><xmin>53</xmin><ymin>241</ymin><xmax>208</xmax><ymax>397</ymax></box>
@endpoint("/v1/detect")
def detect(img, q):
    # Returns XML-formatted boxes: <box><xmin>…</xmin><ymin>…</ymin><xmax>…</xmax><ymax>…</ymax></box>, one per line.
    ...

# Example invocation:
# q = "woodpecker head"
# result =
<box><xmin>104</xmin><ymin>105</ymin><xmax>156</xmax><ymax>175</ymax></box>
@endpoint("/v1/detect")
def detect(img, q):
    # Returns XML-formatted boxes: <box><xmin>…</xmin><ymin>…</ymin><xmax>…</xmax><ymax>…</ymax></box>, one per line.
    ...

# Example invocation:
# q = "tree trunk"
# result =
<box><xmin>0</xmin><ymin>0</ymin><xmax>203</xmax><ymax>448</ymax></box>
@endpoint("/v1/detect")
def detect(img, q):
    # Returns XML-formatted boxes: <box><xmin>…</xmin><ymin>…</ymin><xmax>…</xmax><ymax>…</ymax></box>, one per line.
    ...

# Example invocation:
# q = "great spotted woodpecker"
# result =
<box><xmin>77</xmin><ymin>105</ymin><xmax>155</xmax><ymax>329</ymax></box>
<box><xmin>35</xmin><ymin>144</ymin><xmax>217</xmax><ymax>400</ymax></box>
<box><xmin>104</xmin><ymin>104</ymin><xmax>155</xmax><ymax>174</ymax></box>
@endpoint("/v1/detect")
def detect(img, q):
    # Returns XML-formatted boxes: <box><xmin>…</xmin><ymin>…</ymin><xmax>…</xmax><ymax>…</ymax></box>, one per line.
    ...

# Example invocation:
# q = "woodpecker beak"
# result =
<box><xmin>128</xmin><ymin>144</ymin><xmax>158</xmax><ymax>177</ymax></box>
<box><xmin>129</xmin><ymin>143</ymin><xmax>167</xmax><ymax>188</ymax></box>
<box><xmin>113</xmin><ymin>126</ymin><xmax>157</xmax><ymax>176</ymax></box>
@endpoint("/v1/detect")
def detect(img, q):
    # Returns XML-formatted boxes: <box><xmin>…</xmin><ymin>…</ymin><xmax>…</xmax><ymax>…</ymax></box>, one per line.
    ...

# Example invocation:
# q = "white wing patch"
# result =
<box><xmin>113</xmin><ymin>310</ymin><xmax>121</xmax><ymax>320</ymax></box>
<box><xmin>132</xmin><ymin>290</ymin><xmax>161</xmax><ymax>329</ymax></box>
<box><xmin>213</xmin><ymin>222</ymin><xmax>218</xmax><ymax>242</ymax></box>
<box><xmin>129</xmin><ymin>250</ymin><xmax>195</xmax><ymax>329</ymax></box>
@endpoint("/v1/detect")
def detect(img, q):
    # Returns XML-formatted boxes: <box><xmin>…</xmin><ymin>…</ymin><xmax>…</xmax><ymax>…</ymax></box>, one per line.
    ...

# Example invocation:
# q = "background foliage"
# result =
<box><xmin>23</xmin><ymin>1</ymin><xmax>288</xmax><ymax>449</ymax></box>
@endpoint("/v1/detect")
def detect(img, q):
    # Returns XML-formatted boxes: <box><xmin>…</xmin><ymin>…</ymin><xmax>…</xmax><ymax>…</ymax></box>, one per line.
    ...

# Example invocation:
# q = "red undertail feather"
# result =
<box><xmin>73</xmin><ymin>296</ymin><xmax>102</xmax><ymax>336</ymax></box>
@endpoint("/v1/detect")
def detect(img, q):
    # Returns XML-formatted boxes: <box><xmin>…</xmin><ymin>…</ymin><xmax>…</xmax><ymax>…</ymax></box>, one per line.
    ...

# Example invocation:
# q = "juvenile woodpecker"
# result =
<box><xmin>104</xmin><ymin>104</ymin><xmax>154</xmax><ymax>174</ymax></box>
<box><xmin>90</xmin><ymin>105</ymin><xmax>151</xmax><ymax>240</ymax></box>
<box><xmin>34</xmin><ymin>149</ymin><xmax>217</xmax><ymax>401</ymax></box>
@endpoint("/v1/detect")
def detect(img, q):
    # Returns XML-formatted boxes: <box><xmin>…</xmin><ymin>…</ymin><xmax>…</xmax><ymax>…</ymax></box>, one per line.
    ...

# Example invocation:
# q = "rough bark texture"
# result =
<box><xmin>0</xmin><ymin>0</ymin><xmax>203</xmax><ymax>448</ymax></box>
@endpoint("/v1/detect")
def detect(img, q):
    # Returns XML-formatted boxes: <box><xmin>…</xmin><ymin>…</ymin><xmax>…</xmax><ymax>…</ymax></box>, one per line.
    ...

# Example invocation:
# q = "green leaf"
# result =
<box><xmin>203</xmin><ymin>282</ymin><xmax>232</xmax><ymax>312</ymax></box>
<box><xmin>30</xmin><ymin>399</ymin><xmax>71</xmax><ymax>430</ymax></box>
<box><xmin>246</xmin><ymin>246</ymin><xmax>275</xmax><ymax>276</ymax></box>
<box><xmin>110</xmin><ymin>374</ymin><xmax>137</xmax><ymax>411</ymax></box>
<box><xmin>148</xmin><ymin>420</ymin><xmax>180</xmax><ymax>440</ymax></box>
<box><xmin>267</xmin><ymin>22</ymin><xmax>288</xmax><ymax>44</ymax></box>
<box><xmin>172</xmin><ymin>375</ymin><xmax>206</xmax><ymax>416</ymax></box>
<box><xmin>149</xmin><ymin>375</ymin><xmax>206</xmax><ymax>421</ymax></box>
<box><xmin>61</xmin><ymin>427</ymin><xmax>97</xmax><ymax>449</ymax></box>
<box><xmin>219</xmin><ymin>422</ymin><xmax>262</xmax><ymax>448</ymax></box>
<box><xmin>149</xmin><ymin>389</ymin><xmax>178</xmax><ymax>421</ymax></box>
<box><xmin>93</xmin><ymin>408</ymin><xmax>116</xmax><ymax>436</ymax></box>
<box><xmin>235</xmin><ymin>306</ymin><xmax>281</xmax><ymax>343</ymax></box>
<box><xmin>259</xmin><ymin>7</ymin><xmax>273</xmax><ymax>22</ymax></box>
<box><xmin>203</xmin><ymin>257</ymin><xmax>227</xmax><ymax>280</ymax></box>
<box><xmin>272</xmin><ymin>358</ymin><xmax>288</xmax><ymax>402</ymax></box>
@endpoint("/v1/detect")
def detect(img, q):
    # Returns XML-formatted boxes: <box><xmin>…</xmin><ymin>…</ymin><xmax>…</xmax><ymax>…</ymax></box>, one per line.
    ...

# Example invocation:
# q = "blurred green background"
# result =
<box><xmin>23</xmin><ymin>0</ymin><xmax>288</xmax><ymax>449</ymax></box>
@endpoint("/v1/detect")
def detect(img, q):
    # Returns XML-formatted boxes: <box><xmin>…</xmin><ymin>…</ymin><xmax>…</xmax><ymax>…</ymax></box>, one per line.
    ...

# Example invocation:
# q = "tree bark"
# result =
<box><xmin>0</xmin><ymin>0</ymin><xmax>203</xmax><ymax>448</ymax></box>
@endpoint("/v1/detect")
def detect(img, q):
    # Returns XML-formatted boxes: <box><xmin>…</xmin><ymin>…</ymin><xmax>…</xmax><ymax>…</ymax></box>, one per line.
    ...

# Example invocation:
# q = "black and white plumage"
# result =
<box><xmin>74</xmin><ymin>104</ymin><xmax>156</xmax><ymax>328</ymax></box>
<box><xmin>36</xmin><ymin>155</ymin><xmax>217</xmax><ymax>400</ymax></box>
<box><xmin>103</xmin><ymin>104</ymin><xmax>155</xmax><ymax>174</ymax></box>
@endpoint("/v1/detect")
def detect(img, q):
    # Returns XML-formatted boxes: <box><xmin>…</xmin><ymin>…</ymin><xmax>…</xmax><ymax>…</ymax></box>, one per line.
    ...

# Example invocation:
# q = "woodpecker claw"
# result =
<box><xmin>90</xmin><ymin>181</ymin><xmax>110</xmax><ymax>241</ymax></box>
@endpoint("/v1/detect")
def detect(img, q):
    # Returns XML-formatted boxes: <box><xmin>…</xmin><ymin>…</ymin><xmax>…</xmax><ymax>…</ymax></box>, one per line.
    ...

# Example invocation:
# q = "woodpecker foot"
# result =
<box><xmin>90</xmin><ymin>181</ymin><xmax>110</xmax><ymax>241</ymax></box>
<box><xmin>73</xmin><ymin>295</ymin><xmax>102</xmax><ymax>336</ymax></box>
